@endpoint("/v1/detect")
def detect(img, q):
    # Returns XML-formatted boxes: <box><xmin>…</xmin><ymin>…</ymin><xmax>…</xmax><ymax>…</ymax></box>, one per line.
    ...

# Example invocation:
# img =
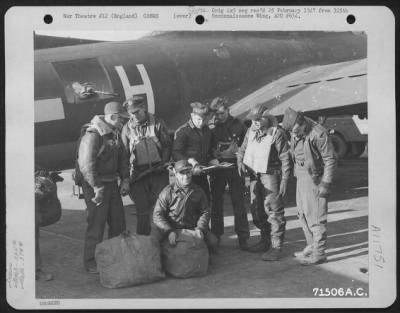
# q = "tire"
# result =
<box><xmin>329</xmin><ymin>133</ymin><xmax>347</xmax><ymax>159</ymax></box>
<box><xmin>348</xmin><ymin>142</ymin><xmax>366</xmax><ymax>158</ymax></box>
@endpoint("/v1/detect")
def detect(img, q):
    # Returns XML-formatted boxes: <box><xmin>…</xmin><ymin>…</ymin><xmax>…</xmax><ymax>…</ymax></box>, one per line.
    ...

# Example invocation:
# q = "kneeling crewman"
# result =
<box><xmin>152</xmin><ymin>160</ymin><xmax>218</xmax><ymax>252</ymax></box>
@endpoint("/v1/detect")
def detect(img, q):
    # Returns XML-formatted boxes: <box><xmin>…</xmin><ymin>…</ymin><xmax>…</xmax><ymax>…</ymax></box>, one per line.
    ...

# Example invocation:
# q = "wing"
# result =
<box><xmin>230</xmin><ymin>59</ymin><xmax>367</xmax><ymax>120</ymax></box>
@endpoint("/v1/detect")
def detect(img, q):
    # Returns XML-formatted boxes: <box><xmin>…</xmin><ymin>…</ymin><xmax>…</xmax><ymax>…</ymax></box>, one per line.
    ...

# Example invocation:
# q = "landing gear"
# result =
<box><xmin>348</xmin><ymin>142</ymin><xmax>366</xmax><ymax>158</ymax></box>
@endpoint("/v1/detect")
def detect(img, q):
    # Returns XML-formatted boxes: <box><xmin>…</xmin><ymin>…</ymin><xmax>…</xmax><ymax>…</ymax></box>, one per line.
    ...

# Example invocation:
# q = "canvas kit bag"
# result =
<box><xmin>95</xmin><ymin>231</ymin><xmax>165</xmax><ymax>288</ymax></box>
<box><xmin>161</xmin><ymin>229</ymin><xmax>209</xmax><ymax>278</ymax></box>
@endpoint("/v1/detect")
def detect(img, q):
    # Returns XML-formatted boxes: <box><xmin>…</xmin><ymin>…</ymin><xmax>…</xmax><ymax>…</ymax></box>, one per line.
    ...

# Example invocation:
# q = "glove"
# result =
<box><xmin>237</xmin><ymin>162</ymin><xmax>246</xmax><ymax>177</ymax></box>
<box><xmin>120</xmin><ymin>178</ymin><xmax>130</xmax><ymax>196</ymax></box>
<box><xmin>208</xmin><ymin>159</ymin><xmax>220</xmax><ymax>166</ymax></box>
<box><xmin>311</xmin><ymin>175</ymin><xmax>320</xmax><ymax>186</ymax></box>
<box><xmin>279</xmin><ymin>178</ymin><xmax>288</xmax><ymax>197</ymax></box>
<box><xmin>194</xmin><ymin>228</ymin><xmax>204</xmax><ymax>239</ymax></box>
<box><xmin>91</xmin><ymin>186</ymin><xmax>105</xmax><ymax>206</ymax></box>
<box><xmin>192</xmin><ymin>164</ymin><xmax>203</xmax><ymax>176</ymax></box>
<box><xmin>168</xmin><ymin>231</ymin><xmax>177</xmax><ymax>246</ymax></box>
<box><xmin>318</xmin><ymin>181</ymin><xmax>331</xmax><ymax>198</ymax></box>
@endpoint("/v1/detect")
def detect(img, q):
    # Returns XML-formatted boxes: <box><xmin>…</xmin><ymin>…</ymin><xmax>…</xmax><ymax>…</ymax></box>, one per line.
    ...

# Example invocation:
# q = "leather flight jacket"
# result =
<box><xmin>290</xmin><ymin>118</ymin><xmax>337</xmax><ymax>185</ymax></box>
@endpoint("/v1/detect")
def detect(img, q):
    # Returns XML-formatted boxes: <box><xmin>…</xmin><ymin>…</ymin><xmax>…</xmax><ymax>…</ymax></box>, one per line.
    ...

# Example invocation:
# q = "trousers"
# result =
<box><xmin>192</xmin><ymin>174</ymin><xmax>210</xmax><ymax>201</ymax></box>
<box><xmin>249</xmin><ymin>171</ymin><xmax>286</xmax><ymax>248</ymax></box>
<box><xmin>82</xmin><ymin>181</ymin><xmax>126</xmax><ymax>268</ymax></box>
<box><xmin>129</xmin><ymin>170</ymin><xmax>169</xmax><ymax>235</ymax></box>
<box><xmin>295</xmin><ymin>166</ymin><xmax>328</xmax><ymax>255</ymax></box>
<box><xmin>210</xmin><ymin>168</ymin><xmax>249</xmax><ymax>240</ymax></box>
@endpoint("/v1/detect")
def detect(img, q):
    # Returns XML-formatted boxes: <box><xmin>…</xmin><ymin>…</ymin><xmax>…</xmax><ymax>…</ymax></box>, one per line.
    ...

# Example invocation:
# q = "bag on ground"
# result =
<box><xmin>161</xmin><ymin>229</ymin><xmax>209</xmax><ymax>278</ymax></box>
<box><xmin>35</xmin><ymin>176</ymin><xmax>62</xmax><ymax>227</ymax></box>
<box><xmin>95</xmin><ymin>231</ymin><xmax>165</xmax><ymax>288</ymax></box>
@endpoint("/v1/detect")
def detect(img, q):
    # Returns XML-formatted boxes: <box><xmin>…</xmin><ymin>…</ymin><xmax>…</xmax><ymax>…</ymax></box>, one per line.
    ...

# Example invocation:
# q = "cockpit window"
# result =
<box><xmin>52</xmin><ymin>58</ymin><xmax>116</xmax><ymax>104</ymax></box>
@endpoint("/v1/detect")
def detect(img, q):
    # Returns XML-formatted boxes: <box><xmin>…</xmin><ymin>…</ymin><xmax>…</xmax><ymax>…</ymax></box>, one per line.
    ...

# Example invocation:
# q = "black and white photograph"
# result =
<box><xmin>5</xmin><ymin>6</ymin><xmax>396</xmax><ymax>309</ymax></box>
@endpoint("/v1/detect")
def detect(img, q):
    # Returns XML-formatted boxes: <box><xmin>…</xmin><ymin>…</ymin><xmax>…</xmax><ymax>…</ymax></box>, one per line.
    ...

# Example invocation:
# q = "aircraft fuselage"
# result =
<box><xmin>34</xmin><ymin>31</ymin><xmax>367</xmax><ymax>170</ymax></box>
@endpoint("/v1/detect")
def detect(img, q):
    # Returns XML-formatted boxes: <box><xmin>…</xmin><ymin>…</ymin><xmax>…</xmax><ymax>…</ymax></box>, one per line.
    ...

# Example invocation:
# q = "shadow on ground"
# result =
<box><xmin>38</xmin><ymin>209</ymin><xmax>368</xmax><ymax>299</ymax></box>
<box><xmin>223</xmin><ymin>215</ymin><xmax>368</xmax><ymax>261</ymax></box>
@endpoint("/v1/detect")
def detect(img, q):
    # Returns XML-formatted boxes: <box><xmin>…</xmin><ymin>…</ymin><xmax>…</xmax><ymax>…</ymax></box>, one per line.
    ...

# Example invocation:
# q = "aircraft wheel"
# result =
<box><xmin>348</xmin><ymin>142</ymin><xmax>366</xmax><ymax>158</ymax></box>
<box><xmin>329</xmin><ymin>133</ymin><xmax>347</xmax><ymax>159</ymax></box>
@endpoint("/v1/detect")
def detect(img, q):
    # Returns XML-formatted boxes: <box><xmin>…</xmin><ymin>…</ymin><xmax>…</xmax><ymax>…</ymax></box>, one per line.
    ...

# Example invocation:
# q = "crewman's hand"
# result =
<box><xmin>92</xmin><ymin>186</ymin><xmax>105</xmax><ymax>206</ymax></box>
<box><xmin>120</xmin><ymin>178</ymin><xmax>130</xmax><ymax>197</ymax></box>
<box><xmin>208</xmin><ymin>159</ymin><xmax>220</xmax><ymax>166</ymax></box>
<box><xmin>168</xmin><ymin>231</ymin><xmax>177</xmax><ymax>246</ymax></box>
<box><xmin>194</xmin><ymin>228</ymin><xmax>204</xmax><ymax>239</ymax></box>
<box><xmin>237</xmin><ymin>162</ymin><xmax>246</xmax><ymax>177</ymax></box>
<box><xmin>220</xmin><ymin>142</ymin><xmax>238</xmax><ymax>159</ymax></box>
<box><xmin>318</xmin><ymin>182</ymin><xmax>331</xmax><ymax>198</ymax></box>
<box><xmin>192</xmin><ymin>164</ymin><xmax>203</xmax><ymax>176</ymax></box>
<box><xmin>279</xmin><ymin>179</ymin><xmax>288</xmax><ymax>198</ymax></box>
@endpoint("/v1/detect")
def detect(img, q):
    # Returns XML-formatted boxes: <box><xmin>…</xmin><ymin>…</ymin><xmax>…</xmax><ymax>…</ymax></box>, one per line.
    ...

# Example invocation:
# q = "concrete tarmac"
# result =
<box><xmin>36</xmin><ymin>158</ymin><xmax>368</xmax><ymax>299</ymax></box>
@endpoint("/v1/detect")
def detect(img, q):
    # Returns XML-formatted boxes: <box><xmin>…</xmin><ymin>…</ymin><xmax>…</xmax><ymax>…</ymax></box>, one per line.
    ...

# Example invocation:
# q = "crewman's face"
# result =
<box><xmin>252</xmin><ymin>117</ymin><xmax>270</xmax><ymax>130</ymax></box>
<box><xmin>108</xmin><ymin>114</ymin><xmax>125</xmax><ymax>130</ymax></box>
<box><xmin>213</xmin><ymin>107</ymin><xmax>229</xmax><ymax>124</ymax></box>
<box><xmin>174</xmin><ymin>169</ymin><xmax>193</xmax><ymax>186</ymax></box>
<box><xmin>128</xmin><ymin>106</ymin><xmax>147</xmax><ymax>123</ymax></box>
<box><xmin>191</xmin><ymin>113</ymin><xmax>207</xmax><ymax>128</ymax></box>
<box><xmin>291</xmin><ymin>122</ymin><xmax>307</xmax><ymax>137</ymax></box>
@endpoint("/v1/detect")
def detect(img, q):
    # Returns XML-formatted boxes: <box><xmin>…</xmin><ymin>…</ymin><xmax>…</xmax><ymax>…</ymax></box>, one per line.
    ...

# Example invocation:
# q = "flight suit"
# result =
<box><xmin>237</xmin><ymin>124</ymin><xmax>291</xmax><ymax>250</ymax></box>
<box><xmin>209</xmin><ymin>115</ymin><xmax>249</xmax><ymax>243</ymax></box>
<box><xmin>172</xmin><ymin>119</ymin><xmax>213</xmax><ymax>200</ymax></box>
<box><xmin>78</xmin><ymin>115</ymin><xmax>129</xmax><ymax>270</ymax></box>
<box><xmin>291</xmin><ymin>118</ymin><xmax>337</xmax><ymax>258</ymax></box>
<box><xmin>121</xmin><ymin>113</ymin><xmax>172</xmax><ymax>235</ymax></box>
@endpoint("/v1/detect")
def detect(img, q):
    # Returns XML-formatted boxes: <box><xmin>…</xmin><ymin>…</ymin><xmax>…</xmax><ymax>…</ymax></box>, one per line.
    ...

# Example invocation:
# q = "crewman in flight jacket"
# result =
<box><xmin>282</xmin><ymin>107</ymin><xmax>337</xmax><ymax>265</ymax></box>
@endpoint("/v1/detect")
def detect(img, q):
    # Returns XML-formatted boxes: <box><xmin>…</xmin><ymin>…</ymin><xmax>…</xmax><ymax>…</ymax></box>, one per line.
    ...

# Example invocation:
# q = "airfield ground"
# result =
<box><xmin>36</xmin><ymin>157</ymin><xmax>368</xmax><ymax>299</ymax></box>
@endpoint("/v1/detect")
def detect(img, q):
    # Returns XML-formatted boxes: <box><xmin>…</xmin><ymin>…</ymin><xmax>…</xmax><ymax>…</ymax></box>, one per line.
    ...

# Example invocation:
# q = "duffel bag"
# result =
<box><xmin>95</xmin><ymin>231</ymin><xmax>165</xmax><ymax>288</ymax></box>
<box><xmin>161</xmin><ymin>229</ymin><xmax>209</xmax><ymax>278</ymax></box>
<box><xmin>35</xmin><ymin>176</ymin><xmax>62</xmax><ymax>227</ymax></box>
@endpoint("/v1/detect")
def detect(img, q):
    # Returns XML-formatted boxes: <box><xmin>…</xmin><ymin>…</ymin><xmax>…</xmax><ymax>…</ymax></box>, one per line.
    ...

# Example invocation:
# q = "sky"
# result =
<box><xmin>35</xmin><ymin>30</ymin><xmax>152</xmax><ymax>41</ymax></box>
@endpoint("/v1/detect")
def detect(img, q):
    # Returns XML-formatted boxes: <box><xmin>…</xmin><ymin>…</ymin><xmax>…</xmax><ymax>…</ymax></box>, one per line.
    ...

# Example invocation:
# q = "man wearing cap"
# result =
<box><xmin>121</xmin><ymin>95</ymin><xmax>172</xmax><ymax>236</ymax></box>
<box><xmin>172</xmin><ymin>102</ymin><xmax>216</xmax><ymax>200</ymax></box>
<box><xmin>208</xmin><ymin>97</ymin><xmax>250</xmax><ymax>250</ymax></box>
<box><xmin>282</xmin><ymin>107</ymin><xmax>337</xmax><ymax>265</ymax></box>
<box><xmin>153</xmin><ymin>160</ymin><xmax>218</xmax><ymax>252</ymax></box>
<box><xmin>78</xmin><ymin>101</ymin><xmax>130</xmax><ymax>273</ymax></box>
<box><xmin>237</xmin><ymin>103</ymin><xmax>291</xmax><ymax>261</ymax></box>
